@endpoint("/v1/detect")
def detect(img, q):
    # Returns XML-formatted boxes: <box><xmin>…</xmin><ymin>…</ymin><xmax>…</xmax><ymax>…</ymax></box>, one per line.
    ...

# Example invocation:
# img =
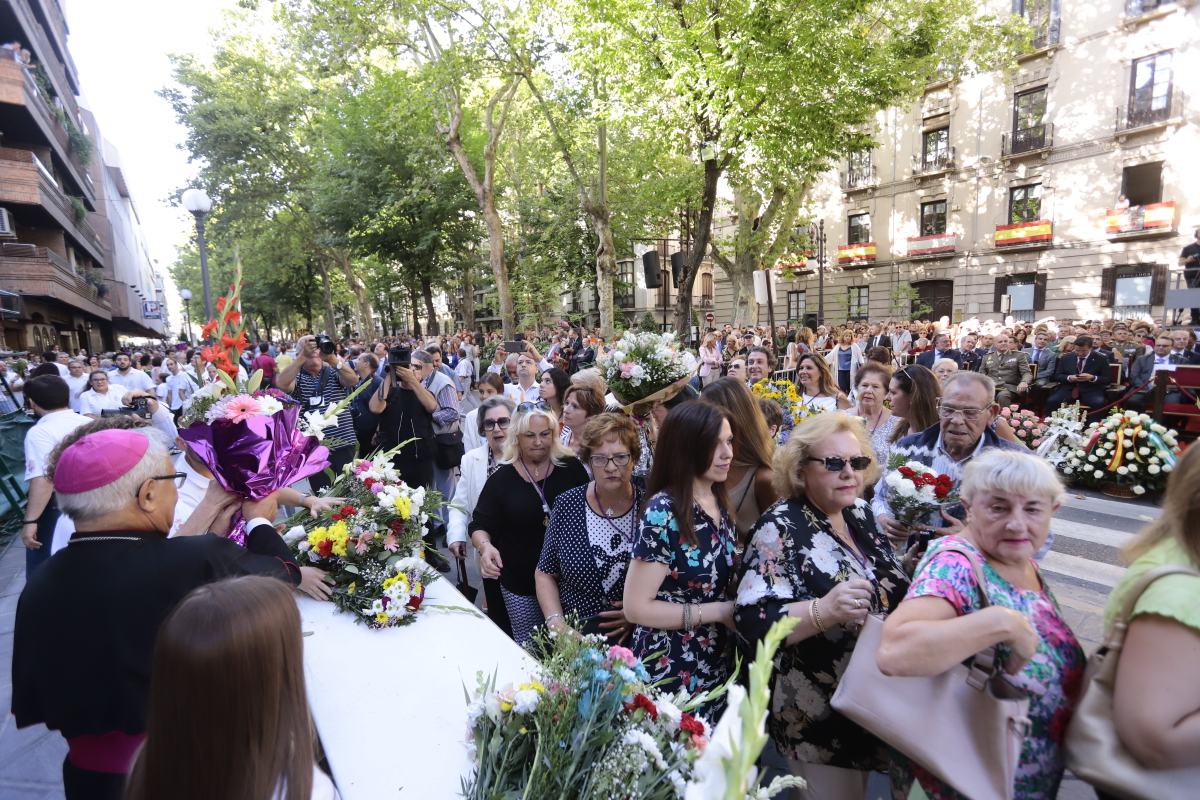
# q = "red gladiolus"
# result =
<box><xmin>680</xmin><ymin>713</ymin><xmax>705</xmax><ymax>736</ymax></box>
<box><xmin>216</xmin><ymin>296</ymin><xmax>227</xmax><ymax>312</ymax></box>
<box><xmin>223</xmin><ymin>309</ymin><xmax>241</xmax><ymax>324</ymax></box>
<box><xmin>201</xmin><ymin>345</ymin><xmax>223</xmax><ymax>363</ymax></box>
<box><xmin>624</xmin><ymin>693</ymin><xmax>658</xmax><ymax>720</ymax></box>
<box><xmin>200</xmin><ymin>320</ymin><xmax>218</xmax><ymax>339</ymax></box>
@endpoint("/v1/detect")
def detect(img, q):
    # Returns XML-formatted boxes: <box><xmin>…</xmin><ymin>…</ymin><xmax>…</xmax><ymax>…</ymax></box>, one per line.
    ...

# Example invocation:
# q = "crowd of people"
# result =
<box><xmin>4</xmin><ymin>312</ymin><xmax>1199</xmax><ymax>800</ymax></box>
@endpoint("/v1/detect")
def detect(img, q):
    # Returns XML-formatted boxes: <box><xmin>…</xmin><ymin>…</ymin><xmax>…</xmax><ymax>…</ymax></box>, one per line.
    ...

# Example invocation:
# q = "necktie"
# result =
<box><xmin>1033</xmin><ymin>349</ymin><xmax>1040</xmax><ymax>362</ymax></box>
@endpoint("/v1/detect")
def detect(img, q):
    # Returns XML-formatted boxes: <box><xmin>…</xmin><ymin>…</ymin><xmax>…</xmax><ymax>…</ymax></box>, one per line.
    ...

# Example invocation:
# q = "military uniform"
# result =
<box><xmin>980</xmin><ymin>350</ymin><xmax>1032</xmax><ymax>406</ymax></box>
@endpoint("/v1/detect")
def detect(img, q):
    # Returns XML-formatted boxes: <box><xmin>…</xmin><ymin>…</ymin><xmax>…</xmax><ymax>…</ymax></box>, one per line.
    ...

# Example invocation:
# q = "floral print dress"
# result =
<box><xmin>733</xmin><ymin>497</ymin><xmax>909</xmax><ymax>768</ymax></box>
<box><xmin>905</xmin><ymin>536</ymin><xmax>1086</xmax><ymax>800</ymax></box>
<box><xmin>631</xmin><ymin>491</ymin><xmax>737</xmax><ymax>708</ymax></box>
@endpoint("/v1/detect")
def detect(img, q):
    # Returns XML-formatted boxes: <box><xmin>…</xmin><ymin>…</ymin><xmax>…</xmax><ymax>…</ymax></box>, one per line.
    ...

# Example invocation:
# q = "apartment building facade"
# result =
<box><xmin>710</xmin><ymin>0</ymin><xmax>1198</xmax><ymax>330</ymax></box>
<box><xmin>0</xmin><ymin>0</ymin><xmax>165</xmax><ymax>354</ymax></box>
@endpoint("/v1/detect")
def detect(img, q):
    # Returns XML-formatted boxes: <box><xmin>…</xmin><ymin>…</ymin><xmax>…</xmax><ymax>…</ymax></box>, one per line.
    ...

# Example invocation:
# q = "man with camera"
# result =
<box><xmin>277</xmin><ymin>334</ymin><xmax>359</xmax><ymax>493</ymax></box>
<box><xmin>368</xmin><ymin>347</ymin><xmax>460</xmax><ymax>494</ymax></box>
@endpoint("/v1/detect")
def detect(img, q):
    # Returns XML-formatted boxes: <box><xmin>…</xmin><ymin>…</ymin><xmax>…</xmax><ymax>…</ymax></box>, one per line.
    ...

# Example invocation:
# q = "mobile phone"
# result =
<box><xmin>503</xmin><ymin>340</ymin><xmax>523</xmax><ymax>354</ymax></box>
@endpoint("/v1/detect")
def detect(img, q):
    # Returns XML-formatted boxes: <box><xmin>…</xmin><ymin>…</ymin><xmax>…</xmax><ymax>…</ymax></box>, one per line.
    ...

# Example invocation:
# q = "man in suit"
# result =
<box><xmin>1128</xmin><ymin>336</ymin><xmax>1182</xmax><ymax>409</ymax></box>
<box><xmin>915</xmin><ymin>333</ymin><xmax>961</xmax><ymax>369</ymax></box>
<box><xmin>1047</xmin><ymin>335</ymin><xmax>1111</xmax><ymax>415</ymax></box>
<box><xmin>1169</xmin><ymin>329</ymin><xmax>1200</xmax><ymax>365</ymax></box>
<box><xmin>1023</xmin><ymin>330</ymin><xmax>1058</xmax><ymax>388</ymax></box>
<box><xmin>980</xmin><ymin>333</ymin><xmax>1032</xmax><ymax>406</ymax></box>
<box><xmin>958</xmin><ymin>333</ymin><xmax>982</xmax><ymax>372</ymax></box>
<box><xmin>864</xmin><ymin>323</ymin><xmax>891</xmax><ymax>352</ymax></box>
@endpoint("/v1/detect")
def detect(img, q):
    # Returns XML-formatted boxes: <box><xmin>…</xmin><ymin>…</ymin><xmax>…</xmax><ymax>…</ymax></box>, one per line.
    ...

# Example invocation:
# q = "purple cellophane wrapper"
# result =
<box><xmin>178</xmin><ymin>404</ymin><xmax>329</xmax><ymax>545</ymax></box>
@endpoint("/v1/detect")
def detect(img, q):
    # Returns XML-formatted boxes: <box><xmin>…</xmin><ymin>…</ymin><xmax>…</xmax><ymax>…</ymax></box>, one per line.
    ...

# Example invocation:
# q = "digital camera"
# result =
<box><xmin>314</xmin><ymin>333</ymin><xmax>336</xmax><ymax>356</ymax></box>
<box><xmin>388</xmin><ymin>346</ymin><xmax>412</xmax><ymax>368</ymax></box>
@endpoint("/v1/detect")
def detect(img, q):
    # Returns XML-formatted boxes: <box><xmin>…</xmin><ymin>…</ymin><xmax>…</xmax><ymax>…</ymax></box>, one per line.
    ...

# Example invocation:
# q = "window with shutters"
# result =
<box><xmin>994</xmin><ymin>272</ymin><xmax>1047</xmax><ymax>317</ymax></box>
<box><xmin>1102</xmin><ymin>263</ymin><xmax>1167</xmax><ymax>317</ymax></box>
<box><xmin>848</xmin><ymin>213</ymin><xmax>871</xmax><ymax>245</ymax></box>
<box><xmin>847</xmin><ymin>286</ymin><xmax>869</xmax><ymax>321</ymax></box>
<box><xmin>658</xmin><ymin>269</ymin><xmax>670</xmax><ymax>307</ymax></box>
<box><xmin>787</xmin><ymin>291</ymin><xmax>806</xmax><ymax>321</ymax></box>
<box><xmin>1009</xmin><ymin>184</ymin><xmax>1042</xmax><ymax>223</ymax></box>
<box><xmin>617</xmin><ymin>260</ymin><xmax>635</xmax><ymax>308</ymax></box>
<box><xmin>920</xmin><ymin>200</ymin><xmax>948</xmax><ymax>236</ymax></box>
<box><xmin>922</xmin><ymin>127</ymin><xmax>950</xmax><ymax>171</ymax></box>
<box><xmin>700</xmin><ymin>273</ymin><xmax>714</xmax><ymax>306</ymax></box>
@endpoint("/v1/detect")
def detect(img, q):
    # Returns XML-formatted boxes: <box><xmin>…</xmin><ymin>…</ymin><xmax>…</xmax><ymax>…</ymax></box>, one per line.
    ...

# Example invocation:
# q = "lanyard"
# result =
<box><xmin>519</xmin><ymin>459</ymin><xmax>552</xmax><ymax>516</ymax></box>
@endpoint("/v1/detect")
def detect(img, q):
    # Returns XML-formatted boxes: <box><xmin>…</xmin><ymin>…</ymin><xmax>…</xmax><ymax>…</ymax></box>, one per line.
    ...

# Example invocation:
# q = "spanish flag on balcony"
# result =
<box><xmin>995</xmin><ymin>219</ymin><xmax>1053</xmax><ymax>246</ymax></box>
<box><xmin>837</xmin><ymin>242</ymin><xmax>877</xmax><ymax>264</ymax></box>
<box><xmin>906</xmin><ymin>233</ymin><xmax>959</xmax><ymax>257</ymax></box>
<box><xmin>1105</xmin><ymin>201</ymin><xmax>1176</xmax><ymax>234</ymax></box>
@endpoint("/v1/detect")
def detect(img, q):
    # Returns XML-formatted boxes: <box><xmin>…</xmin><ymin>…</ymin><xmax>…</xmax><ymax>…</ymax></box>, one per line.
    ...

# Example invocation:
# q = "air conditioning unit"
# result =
<box><xmin>0</xmin><ymin>207</ymin><xmax>15</xmax><ymax>238</ymax></box>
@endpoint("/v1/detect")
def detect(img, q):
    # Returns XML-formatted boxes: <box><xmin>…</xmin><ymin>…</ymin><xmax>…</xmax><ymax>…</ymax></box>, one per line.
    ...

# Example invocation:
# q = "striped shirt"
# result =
<box><xmin>293</xmin><ymin>366</ymin><xmax>355</xmax><ymax>447</ymax></box>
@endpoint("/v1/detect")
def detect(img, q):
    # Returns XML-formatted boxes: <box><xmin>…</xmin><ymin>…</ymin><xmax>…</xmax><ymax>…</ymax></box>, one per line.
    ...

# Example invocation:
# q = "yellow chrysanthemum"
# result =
<box><xmin>393</xmin><ymin>495</ymin><xmax>412</xmax><ymax>520</ymax></box>
<box><xmin>374</xmin><ymin>612</ymin><xmax>389</xmax><ymax>625</ymax></box>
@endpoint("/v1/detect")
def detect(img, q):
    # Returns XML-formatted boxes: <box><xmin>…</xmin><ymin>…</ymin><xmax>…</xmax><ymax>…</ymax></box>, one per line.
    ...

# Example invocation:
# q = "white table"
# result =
<box><xmin>298</xmin><ymin>579</ymin><xmax>538</xmax><ymax>798</ymax></box>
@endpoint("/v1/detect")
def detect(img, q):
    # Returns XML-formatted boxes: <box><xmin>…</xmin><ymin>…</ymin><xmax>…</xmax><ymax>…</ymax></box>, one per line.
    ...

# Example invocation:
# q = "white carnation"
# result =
<box><xmin>1132</xmin><ymin>485</ymin><xmax>1146</xmax><ymax>495</ymax></box>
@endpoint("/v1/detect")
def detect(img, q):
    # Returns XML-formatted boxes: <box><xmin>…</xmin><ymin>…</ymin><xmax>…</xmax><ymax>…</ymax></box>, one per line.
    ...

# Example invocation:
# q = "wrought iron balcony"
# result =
<box><xmin>1001</xmin><ymin>123</ymin><xmax>1053</xmax><ymax>157</ymax></box>
<box><xmin>840</xmin><ymin>165</ymin><xmax>878</xmax><ymax>192</ymax></box>
<box><xmin>1116</xmin><ymin>91</ymin><xmax>1184</xmax><ymax>134</ymax></box>
<box><xmin>1028</xmin><ymin>19</ymin><xmax>1062</xmax><ymax>51</ymax></box>
<box><xmin>912</xmin><ymin>147</ymin><xmax>955</xmax><ymax>177</ymax></box>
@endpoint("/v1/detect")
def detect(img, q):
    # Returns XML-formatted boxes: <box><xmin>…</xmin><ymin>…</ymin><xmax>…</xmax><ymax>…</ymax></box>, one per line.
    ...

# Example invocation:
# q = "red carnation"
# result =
<box><xmin>680</xmin><ymin>713</ymin><xmax>705</xmax><ymax>736</ymax></box>
<box><xmin>331</xmin><ymin>514</ymin><xmax>342</xmax><ymax>522</ymax></box>
<box><xmin>340</xmin><ymin>505</ymin><xmax>357</xmax><ymax>517</ymax></box>
<box><xmin>316</xmin><ymin>539</ymin><xmax>333</xmax><ymax>558</ymax></box>
<box><xmin>624</xmin><ymin>693</ymin><xmax>658</xmax><ymax>720</ymax></box>
<box><xmin>406</xmin><ymin>588</ymin><xmax>425</xmax><ymax>611</ymax></box>
<box><xmin>387</xmin><ymin>519</ymin><xmax>404</xmax><ymax>534</ymax></box>
<box><xmin>936</xmin><ymin>474</ymin><xmax>952</xmax><ymax>486</ymax></box>
<box><xmin>934</xmin><ymin>485</ymin><xmax>950</xmax><ymax>499</ymax></box>
<box><xmin>898</xmin><ymin>466</ymin><xmax>914</xmax><ymax>478</ymax></box>
<box><xmin>363</xmin><ymin>478</ymin><xmax>376</xmax><ymax>487</ymax></box>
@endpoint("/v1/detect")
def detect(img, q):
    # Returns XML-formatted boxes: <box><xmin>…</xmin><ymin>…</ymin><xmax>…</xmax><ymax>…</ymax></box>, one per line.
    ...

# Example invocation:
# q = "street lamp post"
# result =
<box><xmin>806</xmin><ymin>220</ymin><xmax>827</xmax><ymax>324</ymax></box>
<box><xmin>179</xmin><ymin>288</ymin><xmax>193</xmax><ymax>342</ymax></box>
<box><xmin>180</xmin><ymin>188</ymin><xmax>214</xmax><ymax>321</ymax></box>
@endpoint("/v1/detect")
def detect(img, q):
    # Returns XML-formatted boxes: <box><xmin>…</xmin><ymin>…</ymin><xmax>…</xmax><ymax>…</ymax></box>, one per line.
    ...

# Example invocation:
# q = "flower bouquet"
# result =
<box><xmin>177</xmin><ymin>262</ymin><xmax>360</xmax><ymax>544</ymax></box>
<box><xmin>1036</xmin><ymin>402</ymin><xmax>1089</xmax><ymax>468</ymax></box>
<box><xmin>599</xmin><ymin>330</ymin><xmax>697</xmax><ymax>411</ymax></box>
<box><xmin>997</xmin><ymin>405</ymin><xmax>1046</xmax><ymax>450</ymax></box>
<box><xmin>882</xmin><ymin>460</ymin><xmax>957</xmax><ymax>528</ymax></box>
<box><xmin>463</xmin><ymin>632</ymin><xmax>718</xmax><ymax>800</ymax></box>
<box><xmin>282</xmin><ymin>450</ymin><xmax>453</xmax><ymax>628</ymax></box>
<box><xmin>1061</xmin><ymin>408</ymin><xmax>1180</xmax><ymax>496</ymax></box>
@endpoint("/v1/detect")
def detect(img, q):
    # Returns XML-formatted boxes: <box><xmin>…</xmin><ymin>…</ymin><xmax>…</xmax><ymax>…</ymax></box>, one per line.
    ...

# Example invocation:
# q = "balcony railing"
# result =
<box><xmin>1116</xmin><ymin>91</ymin><xmax>1185</xmax><ymax>133</ymax></box>
<box><xmin>906</xmin><ymin>233</ymin><xmax>960</xmax><ymax>258</ymax></box>
<box><xmin>1028</xmin><ymin>18</ymin><xmax>1062</xmax><ymax>51</ymax></box>
<box><xmin>912</xmin><ymin>147</ymin><xmax>955</xmax><ymax>176</ymax></box>
<box><xmin>1002</xmin><ymin>122</ymin><xmax>1053</xmax><ymax>157</ymax></box>
<box><xmin>0</xmin><ymin>241</ymin><xmax>109</xmax><ymax>314</ymax></box>
<box><xmin>1105</xmin><ymin>201</ymin><xmax>1176</xmax><ymax>237</ymax></box>
<box><xmin>841</xmin><ymin>165</ymin><xmax>878</xmax><ymax>192</ymax></box>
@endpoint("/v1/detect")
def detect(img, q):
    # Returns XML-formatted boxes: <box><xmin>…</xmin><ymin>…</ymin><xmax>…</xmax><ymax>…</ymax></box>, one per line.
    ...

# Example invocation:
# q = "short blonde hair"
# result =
<box><xmin>960</xmin><ymin>448</ymin><xmax>1064</xmax><ymax>506</ymax></box>
<box><xmin>570</xmin><ymin>367</ymin><xmax>607</xmax><ymax>397</ymax></box>
<box><xmin>772</xmin><ymin>413</ymin><xmax>879</xmax><ymax>499</ymax></box>
<box><xmin>500</xmin><ymin>406</ymin><xmax>575</xmax><ymax>466</ymax></box>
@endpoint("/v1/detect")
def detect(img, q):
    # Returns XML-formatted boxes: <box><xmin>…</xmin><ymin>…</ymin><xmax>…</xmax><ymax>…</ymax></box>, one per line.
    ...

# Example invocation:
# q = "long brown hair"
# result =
<box><xmin>889</xmin><ymin>364</ymin><xmax>941</xmax><ymax>443</ymax></box>
<box><xmin>1123</xmin><ymin>443</ymin><xmax>1200</xmax><ymax>567</ymax></box>
<box><xmin>125</xmin><ymin>577</ymin><xmax>316</xmax><ymax>800</ymax></box>
<box><xmin>700</xmin><ymin>378</ymin><xmax>773</xmax><ymax>470</ymax></box>
<box><xmin>646</xmin><ymin>401</ymin><xmax>730</xmax><ymax>547</ymax></box>
<box><xmin>797</xmin><ymin>352</ymin><xmax>839</xmax><ymax>397</ymax></box>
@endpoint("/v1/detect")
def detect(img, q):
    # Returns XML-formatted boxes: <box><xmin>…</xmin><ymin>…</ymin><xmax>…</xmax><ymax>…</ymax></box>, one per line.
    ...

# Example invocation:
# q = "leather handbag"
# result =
<box><xmin>1065</xmin><ymin>565</ymin><xmax>1200</xmax><ymax>799</ymax></box>
<box><xmin>433</xmin><ymin>428</ymin><xmax>465</xmax><ymax>470</ymax></box>
<box><xmin>830</xmin><ymin>544</ymin><xmax>1030</xmax><ymax>800</ymax></box>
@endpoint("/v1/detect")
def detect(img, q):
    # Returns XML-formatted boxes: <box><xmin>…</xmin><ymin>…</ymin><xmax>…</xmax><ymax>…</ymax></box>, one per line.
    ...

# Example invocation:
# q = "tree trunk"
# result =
<box><xmin>674</xmin><ymin>159</ymin><xmax>721</xmax><ymax>337</ymax></box>
<box><xmin>420</xmin><ymin>277</ymin><xmax>439</xmax><ymax>336</ymax></box>
<box><xmin>462</xmin><ymin>262</ymin><xmax>476</xmax><ymax>332</ymax></box>
<box><xmin>316</xmin><ymin>258</ymin><xmax>336</xmax><ymax>336</ymax></box>
<box><xmin>587</xmin><ymin>203</ymin><xmax>618</xmax><ymax>339</ymax></box>
<box><xmin>339</xmin><ymin>251</ymin><xmax>375</xmax><ymax>337</ymax></box>
<box><xmin>407</xmin><ymin>286</ymin><xmax>422</xmax><ymax>337</ymax></box>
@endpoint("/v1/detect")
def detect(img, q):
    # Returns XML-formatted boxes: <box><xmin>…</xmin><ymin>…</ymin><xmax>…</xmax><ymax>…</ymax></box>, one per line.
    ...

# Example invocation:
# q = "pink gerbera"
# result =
<box><xmin>223</xmin><ymin>394</ymin><xmax>263</xmax><ymax>424</ymax></box>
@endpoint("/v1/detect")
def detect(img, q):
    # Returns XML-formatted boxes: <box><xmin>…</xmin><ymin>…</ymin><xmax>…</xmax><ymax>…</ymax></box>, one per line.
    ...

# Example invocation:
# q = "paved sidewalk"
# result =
<box><xmin>0</xmin><ymin>539</ymin><xmax>65</xmax><ymax>800</ymax></box>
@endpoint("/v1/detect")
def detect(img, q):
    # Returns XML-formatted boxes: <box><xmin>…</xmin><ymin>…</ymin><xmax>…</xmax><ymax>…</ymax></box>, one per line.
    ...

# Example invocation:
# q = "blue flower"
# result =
<box><xmin>593</xmin><ymin>668</ymin><xmax>612</xmax><ymax>683</ymax></box>
<box><xmin>615</xmin><ymin>665</ymin><xmax>636</xmax><ymax>683</ymax></box>
<box><xmin>584</xmin><ymin>649</ymin><xmax>603</xmax><ymax>663</ymax></box>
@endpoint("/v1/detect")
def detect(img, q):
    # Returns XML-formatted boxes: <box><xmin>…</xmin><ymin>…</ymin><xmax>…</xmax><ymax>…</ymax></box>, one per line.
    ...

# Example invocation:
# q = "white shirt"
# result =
<box><xmin>170</xmin><ymin>452</ymin><xmax>211</xmax><ymax>538</ymax></box>
<box><xmin>165</xmin><ymin>371</ymin><xmax>196</xmax><ymax>411</ymax></box>
<box><xmin>24</xmin><ymin>409</ymin><xmax>91</xmax><ymax>554</ymax></box>
<box><xmin>63</xmin><ymin>373</ymin><xmax>90</xmax><ymax>412</ymax></box>
<box><xmin>52</xmin><ymin>362</ymin><xmax>69</xmax><ymax>377</ymax></box>
<box><xmin>79</xmin><ymin>387</ymin><xmax>126</xmax><ymax>416</ymax></box>
<box><xmin>503</xmin><ymin>381</ymin><xmax>540</xmax><ymax>405</ymax></box>
<box><xmin>455</xmin><ymin>358</ymin><xmax>474</xmax><ymax>392</ymax></box>
<box><xmin>109</xmin><ymin>367</ymin><xmax>156</xmax><ymax>393</ymax></box>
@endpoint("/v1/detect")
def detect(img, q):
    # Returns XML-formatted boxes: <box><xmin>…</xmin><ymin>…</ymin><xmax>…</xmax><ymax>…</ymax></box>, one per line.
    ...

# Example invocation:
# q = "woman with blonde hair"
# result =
<box><xmin>1098</xmin><ymin>443</ymin><xmax>1200</xmax><ymax>777</ymax></box>
<box><xmin>824</xmin><ymin>329</ymin><xmax>865</xmax><ymax>395</ymax></box>
<box><xmin>470</xmin><ymin>405</ymin><xmax>589</xmax><ymax>643</ymax></box>
<box><xmin>735</xmin><ymin>413</ymin><xmax>908</xmax><ymax>798</ymax></box>
<box><xmin>878</xmin><ymin>449</ymin><xmax>1085</xmax><ymax>800</ymax></box>
<box><xmin>125</xmin><ymin>576</ymin><xmax>335</xmax><ymax>800</ymax></box>
<box><xmin>796</xmin><ymin>352</ymin><xmax>850</xmax><ymax>413</ymax></box>
<box><xmin>699</xmin><ymin>332</ymin><xmax>722</xmax><ymax>387</ymax></box>
<box><xmin>700</xmin><ymin>378</ymin><xmax>780</xmax><ymax>542</ymax></box>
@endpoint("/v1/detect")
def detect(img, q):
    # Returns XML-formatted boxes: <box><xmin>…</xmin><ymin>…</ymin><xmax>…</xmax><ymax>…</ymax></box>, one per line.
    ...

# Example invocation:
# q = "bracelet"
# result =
<box><xmin>22</xmin><ymin>517</ymin><xmax>40</xmax><ymax>525</ymax></box>
<box><xmin>544</xmin><ymin>612</ymin><xmax>563</xmax><ymax>627</ymax></box>
<box><xmin>811</xmin><ymin>598</ymin><xmax>826</xmax><ymax>634</ymax></box>
<box><xmin>696</xmin><ymin>604</ymin><xmax>703</xmax><ymax>628</ymax></box>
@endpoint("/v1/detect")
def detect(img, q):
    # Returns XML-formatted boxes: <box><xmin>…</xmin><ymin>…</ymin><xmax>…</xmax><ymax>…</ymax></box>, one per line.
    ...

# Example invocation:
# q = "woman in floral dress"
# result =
<box><xmin>623</xmin><ymin>401</ymin><xmax>738</xmax><ymax>717</ymax></box>
<box><xmin>879</xmin><ymin>449</ymin><xmax>1086</xmax><ymax>800</ymax></box>
<box><xmin>734</xmin><ymin>413</ymin><xmax>909</xmax><ymax>798</ymax></box>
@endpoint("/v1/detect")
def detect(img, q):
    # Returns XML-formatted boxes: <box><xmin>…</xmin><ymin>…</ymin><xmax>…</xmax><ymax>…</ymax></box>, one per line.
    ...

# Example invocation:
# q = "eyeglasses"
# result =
<box><xmin>589</xmin><ymin>452</ymin><xmax>632</xmax><ymax>469</ymax></box>
<box><xmin>937</xmin><ymin>402</ymin><xmax>991</xmax><ymax>421</ymax></box>
<box><xmin>138</xmin><ymin>472</ymin><xmax>186</xmax><ymax>495</ymax></box>
<box><xmin>516</xmin><ymin>402</ymin><xmax>539</xmax><ymax>413</ymax></box>
<box><xmin>806</xmin><ymin>456</ymin><xmax>872</xmax><ymax>472</ymax></box>
<box><xmin>483</xmin><ymin>417</ymin><xmax>512</xmax><ymax>431</ymax></box>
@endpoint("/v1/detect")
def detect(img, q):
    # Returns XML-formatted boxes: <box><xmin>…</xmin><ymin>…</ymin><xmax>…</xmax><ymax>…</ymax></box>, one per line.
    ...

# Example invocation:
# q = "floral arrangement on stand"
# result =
<box><xmin>996</xmin><ymin>405</ymin><xmax>1047</xmax><ymax>450</ymax></box>
<box><xmin>1060</xmin><ymin>408</ymin><xmax>1181</xmax><ymax>497</ymax></box>
<box><xmin>282</xmin><ymin>450</ymin><xmax>458</xmax><ymax>628</ymax></box>
<box><xmin>598</xmin><ymin>330</ymin><xmax>697</xmax><ymax>409</ymax></box>
<box><xmin>177</xmin><ymin>261</ymin><xmax>363</xmax><ymax>544</ymax></box>
<box><xmin>462</xmin><ymin>619</ymin><xmax>803</xmax><ymax>800</ymax></box>
<box><xmin>1036</xmin><ymin>402</ymin><xmax>1089</xmax><ymax>468</ymax></box>
<box><xmin>882</xmin><ymin>459</ymin><xmax>958</xmax><ymax>528</ymax></box>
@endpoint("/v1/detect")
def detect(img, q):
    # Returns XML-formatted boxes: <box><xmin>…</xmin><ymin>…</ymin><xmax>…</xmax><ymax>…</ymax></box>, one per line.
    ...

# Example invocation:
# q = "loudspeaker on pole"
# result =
<box><xmin>643</xmin><ymin>251</ymin><xmax>661</xmax><ymax>289</ymax></box>
<box><xmin>670</xmin><ymin>251</ymin><xmax>686</xmax><ymax>289</ymax></box>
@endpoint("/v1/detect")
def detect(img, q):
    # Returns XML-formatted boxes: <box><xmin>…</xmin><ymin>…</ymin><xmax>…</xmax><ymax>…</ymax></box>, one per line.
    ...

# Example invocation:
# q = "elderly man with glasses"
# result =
<box><xmin>872</xmin><ymin>371</ymin><xmax>1023</xmax><ymax>549</ymax></box>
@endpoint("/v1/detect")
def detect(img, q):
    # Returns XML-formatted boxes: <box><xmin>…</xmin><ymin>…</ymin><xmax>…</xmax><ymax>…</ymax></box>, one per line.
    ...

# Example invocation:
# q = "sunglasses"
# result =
<box><xmin>516</xmin><ymin>402</ymin><xmax>539</xmax><ymax>413</ymax></box>
<box><xmin>482</xmin><ymin>417</ymin><xmax>512</xmax><ymax>431</ymax></box>
<box><xmin>806</xmin><ymin>456</ymin><xmax>872</xmax><ymax>472</ymax></box>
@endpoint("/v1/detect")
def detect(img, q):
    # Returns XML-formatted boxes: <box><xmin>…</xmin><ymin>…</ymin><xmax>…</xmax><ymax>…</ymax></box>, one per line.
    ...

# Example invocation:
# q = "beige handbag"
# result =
<box><xmin>1065</xmin><ymin>565</ymin><xmax>1200</xmax><ymax>799</ymax></box>
<box><xmin>830</xmin><ymin>544</ymin><xmax>1030</xmax><ymax>800</ymax></box>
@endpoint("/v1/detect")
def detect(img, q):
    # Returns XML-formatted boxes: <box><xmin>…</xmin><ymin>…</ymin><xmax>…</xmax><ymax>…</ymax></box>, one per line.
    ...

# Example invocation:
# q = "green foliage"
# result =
<box><xmin>69</xmin><ymin>196</ymin><xmax>86</xmax><ymax>224</ymax></box>
<box><xmin>891</xmin><ymin>283</ymin><xmax>932</xmax><ymax>320</ymax></box>
<box><xmin>637</xmin><ymin>312</ymin><xmax>659</xmax><ymax>333</ymax></box>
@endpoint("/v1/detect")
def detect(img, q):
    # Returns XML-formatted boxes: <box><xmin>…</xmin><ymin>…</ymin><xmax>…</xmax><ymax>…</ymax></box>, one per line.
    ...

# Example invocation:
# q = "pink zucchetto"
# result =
<box><xmin>53</xmin><ymin>429</ymin><xmax>149</xmax><ymax>494</ymax></box>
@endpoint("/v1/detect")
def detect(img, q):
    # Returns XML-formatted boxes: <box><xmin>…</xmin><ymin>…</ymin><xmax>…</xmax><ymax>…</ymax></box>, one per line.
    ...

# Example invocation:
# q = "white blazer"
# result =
<box><xmin>824</xmin><ymin>343</ymin><xmax>866</xmax><ymax>387</ymax></box>
<box><xmin>447</xmin><ymin>444</ymin><xmax>492</xmax><ymax>548</ymax></box>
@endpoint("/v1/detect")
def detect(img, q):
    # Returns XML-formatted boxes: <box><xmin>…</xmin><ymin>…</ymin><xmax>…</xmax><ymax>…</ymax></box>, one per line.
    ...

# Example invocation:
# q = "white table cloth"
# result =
<box><xmin>298</xmin><ymin>579</ymin><xmax>537</xmax><ymax>798</ymax></box>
